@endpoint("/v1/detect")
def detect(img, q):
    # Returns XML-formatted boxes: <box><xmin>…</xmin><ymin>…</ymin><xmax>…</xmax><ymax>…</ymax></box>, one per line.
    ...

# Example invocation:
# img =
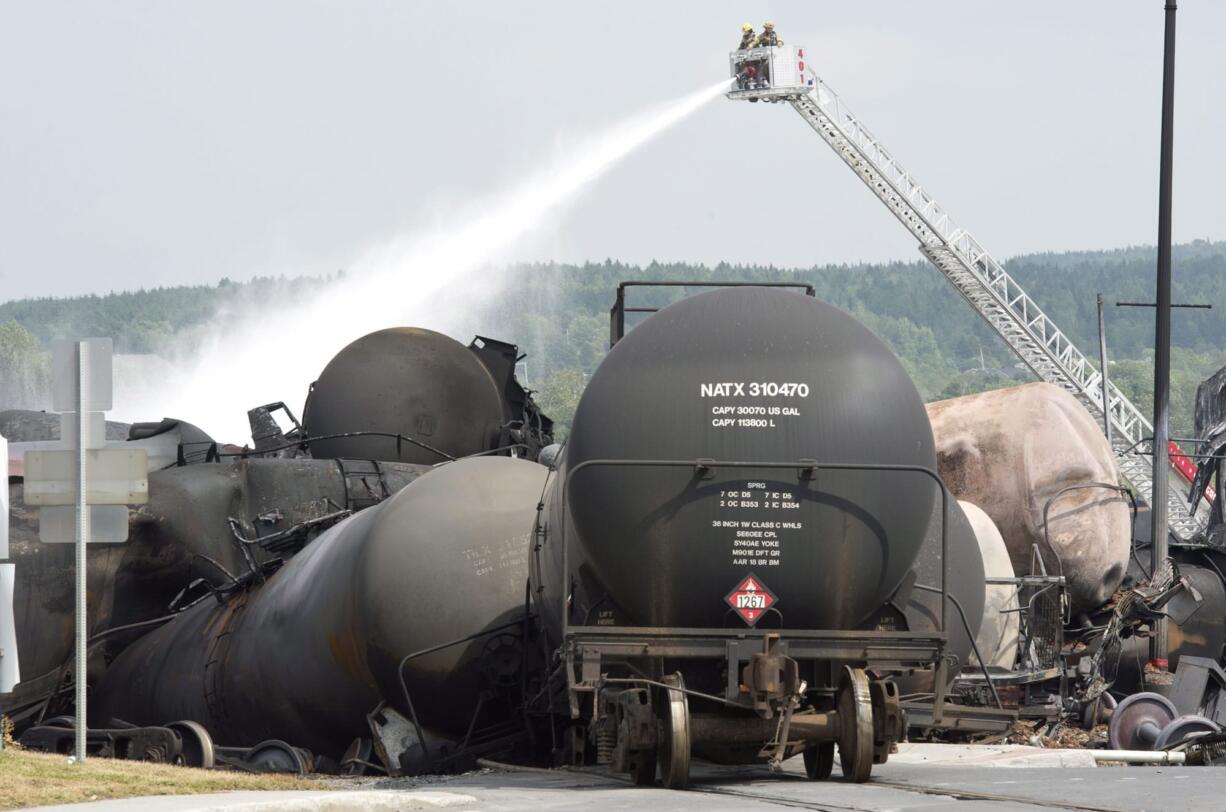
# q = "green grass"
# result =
<box><xmin>0</xmin><ymin>745</ymin><xmax>314</xmax><ymax>809</ymax></box>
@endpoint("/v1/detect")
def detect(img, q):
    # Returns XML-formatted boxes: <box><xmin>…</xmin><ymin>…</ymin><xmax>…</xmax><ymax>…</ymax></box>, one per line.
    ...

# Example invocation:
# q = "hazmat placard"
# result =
<box><xmin>725</xmin><ymin>574</ymin><xmax>777</xmax><ymax>627</ymax></box>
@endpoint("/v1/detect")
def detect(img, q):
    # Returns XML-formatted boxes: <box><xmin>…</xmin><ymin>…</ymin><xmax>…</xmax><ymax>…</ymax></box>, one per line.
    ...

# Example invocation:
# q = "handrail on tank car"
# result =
<box><xmin>556</xmin><ymin>458</ymin><xmax>952</xmax><ymax>716</ymax></box>
<box><xmin>609</xmin><ymin>281</ymin><xmax>817</xmax><ymax>347</ymax></box>
<box><xmin>911</xmin><ymin>583</ymin><xmax>1003</xmax><ymax>710</ymax></box>
<box><xmin>205</xmin><ymin>430</ymin><xmax>459</xmax><ymax>462</ymax></box>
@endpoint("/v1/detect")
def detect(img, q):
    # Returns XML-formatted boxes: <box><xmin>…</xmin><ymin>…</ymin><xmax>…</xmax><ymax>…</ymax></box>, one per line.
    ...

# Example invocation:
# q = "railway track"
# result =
<box><xmin>477</xmin><ymin>759</ymin><xmax>1142</xmax><ymax>812</ymax></box>
<box><xmin>690</xmin><ymin>777</ymin><xmax>1133</xmax><ymax>812</ymax></box>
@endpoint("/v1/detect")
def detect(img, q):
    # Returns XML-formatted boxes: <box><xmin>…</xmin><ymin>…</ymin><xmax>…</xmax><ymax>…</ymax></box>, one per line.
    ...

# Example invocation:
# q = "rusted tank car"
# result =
<box><xmin>926</xmin><ymin>382</ymin><xmax>1131</xmax><ymax>612</ymax></box>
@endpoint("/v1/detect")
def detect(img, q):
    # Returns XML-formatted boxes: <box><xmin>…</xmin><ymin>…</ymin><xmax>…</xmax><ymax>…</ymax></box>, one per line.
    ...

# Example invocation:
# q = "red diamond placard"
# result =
<box><xmin>725</xmin><ymin>574</ymin><xmax>778</xmax><ymax>627</ymax></box>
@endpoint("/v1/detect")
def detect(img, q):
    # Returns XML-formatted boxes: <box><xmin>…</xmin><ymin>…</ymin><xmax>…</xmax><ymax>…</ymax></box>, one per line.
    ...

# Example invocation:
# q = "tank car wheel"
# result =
<box><xmin>837</xmin><ymin>666</ymin><xmax>874</xmax><ymax>782</ymax></box>
<box><xmin>1108</xmin><ymin>692</ymin><xmax>1176</xmax><ymax>750</ymax></box>
<box><xmin>167</xmin><ymin>720</ymin><xmax>216</xmax><ymax>769</ymax></box>
<box><xmin>1154</xmin><ymin>715</ymin><xmax>1221</xmax><ymax>750</ymax></box>
<box><xmin>1081</xmin><ymin>691</ymin><xmax>1117</xmax><ymax>730</ymax></box>
<box><xmin>631</xmin><ymin>748</ymin><xmax>657</xmax><ymax>785</ymax></box>
<box><xmin>617</xmin><ymin>710</ymin><xmax>657</xmax><ymax>785</ymax></box>
<box><xmin>340</xmin><ymin>738</ymin><xmax>373</xmax><ymax>776</ymax></box>
<box><xmin>803</xmin><ymin>742</ymin><xmax>835</xmax><ymax>780</ymax></box>
<box><xmin>656</xmin><ymin>672</ymin><xmax>691</xmax><ymax>790</ymax></box>
<box><xmin>244</xmin><ymin>739</ymin><xmax>310</xmax><ymax>775</ymax></box>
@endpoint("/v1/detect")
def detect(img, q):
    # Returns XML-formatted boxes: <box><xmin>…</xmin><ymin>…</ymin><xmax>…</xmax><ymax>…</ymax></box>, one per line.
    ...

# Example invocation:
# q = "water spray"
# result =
<box><xmin>112</xmin><ymin>79</ymin><xmax>730</xmax><ymax>442</ymax></box>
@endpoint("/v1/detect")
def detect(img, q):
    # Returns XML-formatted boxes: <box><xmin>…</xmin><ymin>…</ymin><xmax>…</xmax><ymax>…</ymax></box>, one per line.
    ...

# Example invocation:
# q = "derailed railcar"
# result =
<box><xmin>302</xmin><ymin>328</ymin><xmax>553</xmax><ymax>463</ymax></box>
<box><xmin>3</xmin><ymin>453</ymin><xmax>431</xmax><ymax>731</ymax></box>
<box><xmin>529</xmin><ymin>284</ymin><xmax>976</xmax><ymax>787</ymax></box>
<box><xmin>93</xmin><ymin>457</ymin><xmax>548</xmax><ymax>770</ymax></box>
<box><xmin>3</xmin><ymin>325</ymin><xmax>552</xmax><ymax>743</ymax></box>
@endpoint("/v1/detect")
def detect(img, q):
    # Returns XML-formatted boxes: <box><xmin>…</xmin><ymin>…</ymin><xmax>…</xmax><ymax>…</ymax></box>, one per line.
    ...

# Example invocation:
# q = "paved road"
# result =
<box><xmin>377</xmin><ymin>757</ymin><xmax>1217</xmax><ymax>812</ymax></box>
<box><xmin>26</xmin><ymin>755</ymin><xmax>1217</xmax><ymax>812</ymax></box>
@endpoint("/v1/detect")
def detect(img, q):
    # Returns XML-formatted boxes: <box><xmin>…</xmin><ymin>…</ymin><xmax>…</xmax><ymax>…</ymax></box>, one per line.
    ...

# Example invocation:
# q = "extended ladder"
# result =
<box><xmin>771</xmin><ymin>69</ymin><xmax>1207</xmax><ymax>542</ymax></box>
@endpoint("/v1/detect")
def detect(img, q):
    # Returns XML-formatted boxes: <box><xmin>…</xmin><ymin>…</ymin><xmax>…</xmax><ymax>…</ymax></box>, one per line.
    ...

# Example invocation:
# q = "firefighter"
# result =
<box><xmin>738</xmin><ymin>23</ymin><xmax>757</xmax><ymax>50</ymax></box>
<box><xmin>758</xmin><ymin>21</ymin><xmax>783</xmax><ymax>47</ymax></box>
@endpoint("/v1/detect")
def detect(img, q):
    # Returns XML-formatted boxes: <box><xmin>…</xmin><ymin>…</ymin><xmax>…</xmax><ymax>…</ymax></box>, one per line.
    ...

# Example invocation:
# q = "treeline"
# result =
<box><xmin>485</xmin><ymin>242</ymin><xmax>1226</xmax><ymax>438</ymax></box>
<box><xmin>1</xmin><ymin>244</ymin><xmax>1224</xmax><ymax>440</ymax></box>
<box><xmin>0</xmin><ymin>275</ymin><xmax>332</xmax><ymax>354</ymax></box>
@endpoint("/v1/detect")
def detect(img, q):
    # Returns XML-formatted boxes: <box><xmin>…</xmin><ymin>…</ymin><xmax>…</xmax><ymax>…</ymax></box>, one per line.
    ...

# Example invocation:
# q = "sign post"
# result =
<box><xmin>23</xmin><ymin>338</ymin><xmax>147</xmax><ymax>764</ymax></box>
<box><xmin>74</xmin><ymin>342</ymin><xmax>90</xmax><ymax>763</ymax></box>
<box><xmin>1</xmin><ymin>436</ymin><xmax>19</xmax><ymax>713</ymax></box>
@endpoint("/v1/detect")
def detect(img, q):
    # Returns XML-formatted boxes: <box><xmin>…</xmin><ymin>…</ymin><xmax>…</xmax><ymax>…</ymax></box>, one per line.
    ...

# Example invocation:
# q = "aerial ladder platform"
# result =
<box><xmin>728</xmin><ymin>45</ymin><xmax>1210</xmax><ymax>543</ymax></box>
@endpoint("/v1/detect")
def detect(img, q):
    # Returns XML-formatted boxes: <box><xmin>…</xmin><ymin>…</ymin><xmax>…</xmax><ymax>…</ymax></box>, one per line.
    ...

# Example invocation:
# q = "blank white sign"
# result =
<box><xmin>51</xmin><ymin>338</ymin><xmax>113</xmax><ymax>413</ymax></box>
<box><xmin>0</xmin><ymin>563</ymin><xmax>18</xmax><ymax>691</ymax></box>
<box><xmin>22</xmin><ymin>448</ymin><xmax>149</xmax><ymax>506</ymax></box>
<box><xmin>0</xmin><ymin>437</ymin><xmax>8</xmax><ymax>559</ymax></box>
<box><xmin>37</xmin><ymin>505</ymin><xmax>131</xmax><ymax>544</ymax></box>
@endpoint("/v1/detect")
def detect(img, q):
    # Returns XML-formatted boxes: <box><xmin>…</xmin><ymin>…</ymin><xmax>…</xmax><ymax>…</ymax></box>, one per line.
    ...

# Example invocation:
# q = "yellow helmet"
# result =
<box><xmin>764</xmin><ymin>21</ymin><xmax>775</xmax><ymax>29</ymax></box>
<box><xmin>742</xmin><ymin>23</ymin><xmax>753</xmax><ymax>32</ymax></box>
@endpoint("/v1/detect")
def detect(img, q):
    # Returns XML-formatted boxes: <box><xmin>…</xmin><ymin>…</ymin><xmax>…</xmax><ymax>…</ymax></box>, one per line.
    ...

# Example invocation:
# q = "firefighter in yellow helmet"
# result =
<box><xmin>757</xmin><ymin>21</ymin><xmax>783</xmax><ymax>47</ymax></box>
<box><xmin>738</xmin><ymin>23</ymin><xmax>757</xmax><ymax>50</ymax></box>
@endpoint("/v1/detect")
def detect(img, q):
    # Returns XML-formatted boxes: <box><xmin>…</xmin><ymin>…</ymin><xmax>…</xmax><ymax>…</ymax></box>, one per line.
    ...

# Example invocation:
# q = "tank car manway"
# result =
<box><xmin>727</xmin><ymin>46</ymin><xmax>1210</xmax><ymax>544</ymax></box>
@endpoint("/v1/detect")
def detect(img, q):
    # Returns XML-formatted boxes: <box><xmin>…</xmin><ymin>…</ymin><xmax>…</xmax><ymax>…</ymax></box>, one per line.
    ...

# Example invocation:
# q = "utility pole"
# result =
<box><xmin>1150</xmin><ymin>0</ymin><xmax>1178</xmax><ymax>668</ymax></box>
<box><xmin>1096</xmin><ymin>295</ymin><xmax>1113</xmax><ymax>446</ymax></box>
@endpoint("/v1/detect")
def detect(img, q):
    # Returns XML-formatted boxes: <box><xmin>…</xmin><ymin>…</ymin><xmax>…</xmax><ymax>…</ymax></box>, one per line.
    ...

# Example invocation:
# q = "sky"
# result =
<box><xmin>2</xmin><ymin>1</ymin><xmax>1224</xmax><ymax>300</ymax></box>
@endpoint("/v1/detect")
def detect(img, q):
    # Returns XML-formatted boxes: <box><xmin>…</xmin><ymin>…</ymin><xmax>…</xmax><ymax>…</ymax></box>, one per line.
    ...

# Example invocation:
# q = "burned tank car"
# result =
<box><xmin>111</xmin><ymin>456</ymin><xmax>431</xmax><ymax>630</ymax></box>
<box><xmin>95</xmin><ymin>457</ymin><xmax>546</xmax><ymax>764</ymax></box>
<box><xmin>1</xmin><ymin>456</ymin><xmax>428</xmax><ymax>730</ymax></box>
<box><xmin>529</xmin><ymin>287</ymin><xmax>949</xmax><ymax>787</ymax></box>
<box><xmin>302</xmin><ymin>328</ymin><xmax>552</xmax><ymax>464</ymax></box>
<box><xmin>0</xmin><ymin>409</ymin><xmax>130</xmax><ymax>442</ymax></box>
<box><xmin>1090</xmin><ymin>511</ymin><xmax>1226</xmax><ymax>694</ymax></box>
<box><xmin>926</xmin><ymin>383</ymin><xmax>1131</xmax><ymax>613</ymax></box>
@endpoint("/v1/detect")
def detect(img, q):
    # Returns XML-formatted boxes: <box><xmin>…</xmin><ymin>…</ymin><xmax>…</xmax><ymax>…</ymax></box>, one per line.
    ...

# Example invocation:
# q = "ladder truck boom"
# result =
<box><xmin>728</xmin><ymin>45</ymin><xmax>1209</xmax><ymax>543</ymax></box>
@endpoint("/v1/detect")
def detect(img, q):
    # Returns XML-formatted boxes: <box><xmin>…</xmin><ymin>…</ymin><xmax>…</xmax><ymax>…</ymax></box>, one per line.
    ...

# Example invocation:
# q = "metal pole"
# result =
<box><xmin>0</xmin><ymin>436</ymin><xmax>11</xmax><ymax>751</ymax></box>
<box><xmin>1150</xmin><ymin>0</ymin><xmax>1177</xmax><ymax>667</ymax></box>
<box><xmin>75</xmin><ymin>340</ymin><xmax>89</xmax><ymax>762</ymax></box>
<box><xmin>1097</xmin><ymin>294</ymin><xmax>1113</xmax><ymax>445</ymax></box>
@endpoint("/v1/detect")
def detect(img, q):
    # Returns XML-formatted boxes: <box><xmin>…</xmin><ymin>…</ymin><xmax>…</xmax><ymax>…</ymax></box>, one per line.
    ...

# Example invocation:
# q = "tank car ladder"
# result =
<box><xmin>762</xmin><ymin>68</ymin><xmax>1208</xmax><ymax>543</ymax></box>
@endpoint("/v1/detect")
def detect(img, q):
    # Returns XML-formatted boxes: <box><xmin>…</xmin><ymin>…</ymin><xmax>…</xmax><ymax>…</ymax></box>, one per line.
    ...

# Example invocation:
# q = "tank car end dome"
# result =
<box><xmin>302</xmin><ymin>328</ymin><xmax>505</xmax><ymax>464</ymax></box>
<box><xmin>541</xmin><ymin>287</ymin><xmax>939</xmax><ymax>633</ymax></box>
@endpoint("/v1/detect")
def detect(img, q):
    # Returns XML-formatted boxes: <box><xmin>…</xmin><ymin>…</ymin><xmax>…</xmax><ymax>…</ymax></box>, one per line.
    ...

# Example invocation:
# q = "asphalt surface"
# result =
<box><xmin>25</xmin><ymin>752</ymin><xmax>1221</xmax><ymax>812</ymax></box>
